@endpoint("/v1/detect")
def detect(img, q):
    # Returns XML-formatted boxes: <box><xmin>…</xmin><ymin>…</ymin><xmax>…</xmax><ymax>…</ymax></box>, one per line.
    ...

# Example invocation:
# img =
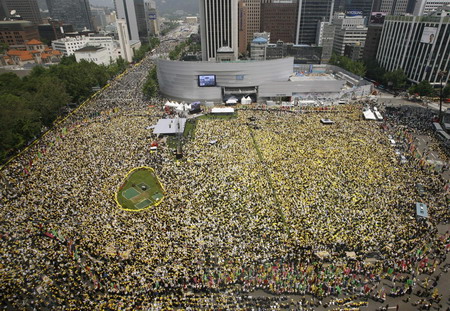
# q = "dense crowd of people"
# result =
<box><xmin>1</xmin><ymin>51</ymin><xmax>449</xmax><ymax>310</ymax></box>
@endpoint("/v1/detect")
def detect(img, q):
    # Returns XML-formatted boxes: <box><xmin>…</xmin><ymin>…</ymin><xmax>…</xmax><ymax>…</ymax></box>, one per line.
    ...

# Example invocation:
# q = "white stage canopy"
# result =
<box><xmin>153</xmin><ymin>118</ymin><xmax>186</xmax><ymax>135</ymax></box>
<box><xmin>211</xmin><ymin>108</ymin><xmax>235</xmax><ymax>114</ymax></box>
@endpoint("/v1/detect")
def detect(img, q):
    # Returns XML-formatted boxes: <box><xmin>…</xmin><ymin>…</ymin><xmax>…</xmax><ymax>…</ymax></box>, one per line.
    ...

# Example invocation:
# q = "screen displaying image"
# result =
<box><xmin>198</xmin><ymin>75</ymin><xmax>216</xmax><ymax>87</ymax></box>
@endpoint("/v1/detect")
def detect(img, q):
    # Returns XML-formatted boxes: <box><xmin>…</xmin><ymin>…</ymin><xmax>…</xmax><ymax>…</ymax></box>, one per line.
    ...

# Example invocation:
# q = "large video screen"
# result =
<box><xmin>198</xmin><ymin>75</ymin><xmax>216</xmax><ymax>87</ymax></box>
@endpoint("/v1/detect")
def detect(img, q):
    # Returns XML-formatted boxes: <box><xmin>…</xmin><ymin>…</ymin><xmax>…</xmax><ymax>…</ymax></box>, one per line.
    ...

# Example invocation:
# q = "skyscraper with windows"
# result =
<box><xmin>296</xmin><ymin>0</ymin><xmax>334</xmax><ymax>45</ymax></box>
<box><xmin>199</xmin><ymin>0</ymin><xmax>238</xmax><ymax>61</ymax></box>
<box><xmin>260</xmin><ymin>0</ymin><xmax>298</xmax><ymax>43</ymax></box>
<box><xmin>46</xmin><ymin>0</ymin><xmax>92</xmax><ymax>31</ymax></box>
<box><xmin>114</xmin><ymin>0</ymin><xmax>140</xmax><ymax>41</ymax></box>
<box><xmin>0</xmin><ymin>0</ymin><xmax>42</xmax><ymax>25</ymax></box>
<box><xmin>242</xmin><ymin>0</ymin><xmax>261</xmax><ymax>46</ymax></box>
<box><xmin>371</xmin><ymin>0</ymin><xmax>415</xmax><ymax>15</ymax></box>
<box><xmin>377</xmin><ymin>12</ymin><xmax>450</xmax><ymax>85</ymax></box>
<box><xmin>47</xmin><ymin>0</ymin><xmax>94</xmax><ymax>30</ymax></box>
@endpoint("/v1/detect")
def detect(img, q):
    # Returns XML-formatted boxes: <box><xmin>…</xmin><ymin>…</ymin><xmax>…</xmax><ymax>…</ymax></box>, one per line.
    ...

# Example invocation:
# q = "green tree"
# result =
<box><xmin>364</xmin><ymin>59</ymin><xmax>386</xmax><ymax>82</ymax></box>
<box><xmin>143</xmin><ymin>78</ymin><xmax>158</xmax><ymax>98</ymax></box>
<box><xmin>0</xmin><ymin>72</ymin><xmax>23</xmax><ymax>96</ymax></box>
<box><xmin>383</xmin><ymin>69</ymin><xmax>407</xmax><ymax>90</ymax></box>
<box><xmin>409</xmin><ymin>80</ymin><xmax>435</xmax><ymax>97</ymax></box>
<box><xmin>442</xmin><ymin>83</ymin><xmax>450</xmax><ymax>99</ymax></box>
<box><xmin>330</xmin><ymin>54</ymin><xmax>366</xmax><ymax>77</ymax></box>
<box><xmin>0</xmin><ymin>42</ymin><xmax>9</xmax><ymax>54</ymax></box>
<box><xmin>0</xmin><ymin>94</ymin><xmax>41</xmax><ymax>162</ymax></box>
<box><xmin>26</xmin><ymin>75</ymin><xmax>71</xmax><ymax>126</ymax></box>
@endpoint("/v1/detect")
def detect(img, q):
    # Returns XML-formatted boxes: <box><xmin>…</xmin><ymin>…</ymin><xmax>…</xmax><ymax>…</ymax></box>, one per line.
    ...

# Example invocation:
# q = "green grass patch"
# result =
<box><xmin>116</xmin><ymin>167</ymin><xmax>165</xmax><ymax>211</ymax></box>
<box><xmin>184</xmin><ymin>119</ymin><xmax>196</xmax><ymax>139</ymax></box>
<box><xmin>197</xmin><ymin>113</ymin><xmax>237</xmax><ymax>120</ymax></box>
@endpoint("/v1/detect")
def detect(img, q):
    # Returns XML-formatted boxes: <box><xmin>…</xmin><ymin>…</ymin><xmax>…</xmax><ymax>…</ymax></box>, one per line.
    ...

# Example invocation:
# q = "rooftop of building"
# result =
<box><xmin>252</xmin><ymin>37</ymin><xmax>268</xmax><ymax>44</ymax></box>
<box><xmin>0</xmin><ymin>20</ymin><xmax>34</xmax><ymax>25</ymax></box>
<box><xmin>75</xmin><ymin>46</ymin><xmax>105</xmax><ymax>53</ymax></box>
<box><xmin>26</xmin><ymin>39</ymin><xmax>43</xmax><ymax>45</ymax></box>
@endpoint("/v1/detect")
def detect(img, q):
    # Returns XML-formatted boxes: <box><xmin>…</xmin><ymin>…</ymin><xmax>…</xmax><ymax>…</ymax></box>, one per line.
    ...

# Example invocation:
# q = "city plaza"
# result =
<box><xmin>0</xmin><ymin>53</ymin><xmax>449</xmax><ymax>310</ymax></box>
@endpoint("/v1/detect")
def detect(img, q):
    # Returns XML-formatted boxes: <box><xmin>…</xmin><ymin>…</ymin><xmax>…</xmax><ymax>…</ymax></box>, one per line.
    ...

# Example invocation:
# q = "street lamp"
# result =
<box><xmin>438</xmin><ymin>70</ymin><xmax>448</xmax><ymax>122</ymax></box>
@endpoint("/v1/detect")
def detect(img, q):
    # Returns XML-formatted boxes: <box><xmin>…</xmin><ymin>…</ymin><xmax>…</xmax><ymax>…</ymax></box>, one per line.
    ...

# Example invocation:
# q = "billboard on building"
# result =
<box><xmin>346</xmin><ymin>10</ymin><xmax>363</xmax><ymax>17</ymax></box>
<box><xmin>370</xmin><ymin>12</ymin><xmax>387</xmax><ymax>24</ymax></box>
<box><xmin>420</xmin><ymin>27</ymin><xmax>438</xmax><ymax>44</ymax></box>
<box><xmin>148</xmin><ymin>13</ymin><xmax>157</xmax><ymax>20</ymax></box>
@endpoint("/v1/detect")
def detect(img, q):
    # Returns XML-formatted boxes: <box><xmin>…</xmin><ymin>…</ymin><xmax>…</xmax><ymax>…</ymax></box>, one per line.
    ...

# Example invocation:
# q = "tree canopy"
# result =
<box><xmin>330</xmin><ymin>54</ymin><xmax>366</xmax><ymax>77</ymax></box>
<box><xmin>383</xmin><ymin>69</ymin><xmax>407</xmax><ymax>90</ymax></box>
<box><xmin>0</xmin><ymin>56</ymin><xmax>127</xmax><ymax>164</ymax></box>
<box><xmin>408</xmin><ymin>80</ymin><xmax>436</xmax><ymax>97</ymax></box>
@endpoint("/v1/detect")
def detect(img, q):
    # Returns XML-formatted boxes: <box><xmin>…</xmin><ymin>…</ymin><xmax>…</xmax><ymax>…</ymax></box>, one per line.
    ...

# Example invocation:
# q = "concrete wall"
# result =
<box><xmin>156</xmin><ymin>57</ymin><xmax>294</xmax><ymax>102</ymax></box>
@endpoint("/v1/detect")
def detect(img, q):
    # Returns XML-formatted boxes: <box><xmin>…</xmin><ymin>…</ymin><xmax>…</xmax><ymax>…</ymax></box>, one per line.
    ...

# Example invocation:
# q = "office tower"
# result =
<box><xmin>371</xmin><ymin>0</ymin><xmax>415</xmax><ymax>15</ymax></box>
<box><xmin>46</xmin><ymin>0</ymin><xmax>93</xmax><ymax>31</ymax></box>
<box><xmin>336</xmin><ymin>0</ymin><xmax>373</xmax><ymax>16</ymax></box>
<box><xmin>145</xmin><ymin>0</ymin><xmax>159</xmax><ymax>36</ymax></box>
<box><xmin>377</xmin><ymin>12</ymin><xmax>450</xmax><ymax>85</ymax></box>
<box><xmin>134</xmin><ymin>0</ymin><xmax>148</xmax><ymax>41</ymax></box>
<box><xmin>296</xmin><ymin>0</ymin><xmax>334</xmax><ymax>45</ymax></box>
<box><xmin>38</xmin><ymin>21</ymin><xmax>74</xmax><ymax>44</ymax></box>
<box><xmin>242</xmin><ymin>0</ymin><xmax>261</xmax><ymax>46</ymax></box>
<box><xmin>0</xmin><ymin>20</ymin><xmax>39</xmax><ymax>45</ymax></box>
<box><xmin>91</xmin><ymin>7</ymin><xmax>108</xmax><ymax>31</ymax></box>
<box><xmin>316</xmin><ymin>21</ymin><xmax>335</xmax><ymax>63</ymax></box>
<box><xmin>238</xmin><ymin>1</ymin><xmax>248</xmax><ymax>54</ymax></box>
<box><xmin>0</xmin><ymin>0</ymin><xmax>42</xmax><ymax>25</ymax></box>
<box><xmin>413</xmin><ymin>0</ymin><xmax>450</xmax><ymax>15</ymax></box>
<box><xmin>260</xmin><ymin>0</ymin><xmax>298</xmax><ymax>43</ymax></box>
<box><xmin>114</xmin><ymin>0</ymin><xmax>139</xmax><ymax>41</ymax></box>
<box><xmin>117</xmin><ymin>18</ymin><xmax>133</xmax><ymax>62</ymax></box>
<box><xmin>333</xmin><ymin>26</ymin><xmax>367</xmax><ymax>55</ymax></box>
<box><xmin>332</xmin><ymin>12</ymin><xmax>367</xmax><ymax>56</ymax></box>
<box><xmin>362</xmin><ymin>23</ymin><xmax>382</xmax><ymax>61</ymax></box>
<box><xmin>199</xmin><ymin>0</ymin><xmax>238</xmax><ymax>61</ymax></box>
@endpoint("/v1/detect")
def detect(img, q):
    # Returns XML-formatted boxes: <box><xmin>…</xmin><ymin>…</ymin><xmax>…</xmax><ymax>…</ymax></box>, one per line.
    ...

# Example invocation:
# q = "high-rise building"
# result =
<box><xmin>372</xmin><ymin>0</ymin><xmax>415</xmax><ymax>15</ymax></box>
<box><xmin>0</xmin><ymin>20</ymin><xmax>39</xmax><ymax>45</ymax></box>
<box><xmin>145</xmin><ymin>0</ymin><xmax>159</xmax><ymax>36</ymax></box>
<box><xmin>333</xmin><ymin>25</ymin><xmax>367</xmax><ymax>55</ymax></box>
<box><xmin>413</xmin><ymin>0</ymin><xmax>450</xmax><ymax>15</ymax></box>
<box><xmin>46</xmin><ymin>0</ymin><xmax>93</xmax><ymax>31</ymax></box>
<box><xmin>335</xmin><ymin>0</ymin><xmax>373</xmax><ymax>16</ymax></box>
<box><xmin>199</xmin><ymin>0</ymin><xmax>238</xmax><ymax>61</ymax></box>
<box><xmin>238</xmin><ymin>1</ymin><xmax>248</xmax><ymax>54</ymax></box>
<box><xmin>91</xmin><ymin>7</ymin><xmax>108</xmax><ymax>31</ymax></box>
<box><xmin>362</xmin><ymin>23</ymin><xmax>383</xmax><ymax>61</ymax></box>
<box><xmin>296</xmin><ymin>0</ymin><xmax>334</xmax><ymax>45</ymax></box>
<box><xmin>316</xmin><ymin>21</ymin><xmax>335</xmax><ymax>63</ymax></box>
<box><xmin>242</xmin><ymin>0</ymin><xmax>261</xmax><ymax>47</ymax></box>
<box><xmin>332</xmin><ymin>11</ymin><xmax>367</xmax><ymax>55</ymax></box>
<box><xmin>38</xmin><ymin>21</ymin><xmax>74</xmax><ymax>44</ymax></box>
<box><xmin>377</xmin><ymin>12</ymin><xmax>450</xmax><ymax>85</ymax></box>
<box><xmin>0</xmin><ymin>0</ymin><xmax>42</xmax><ymax>25</ymax></box>
<box><xmin>114</xmin><ymin>0</ymin><xmax>139</xmax><ymax>41</ymax></box>
<box><xmin>134</xmin><ymin>0</ymin><xmax>149</xmax><ymax>41</ymax></box>
<box><xmin>344</xmin><ymin>42</ymin><xmax>365</xmax><ymax>60</ymax></box>
<box><xmin>250</xmin><ymin>36</ymin><xmax>268</xmax><ymax>60</ymax></box>
<box><xmin>117</xmin><ymin>18</ymin><xmax>133</xmax><ymax>62</ymax></box>
<box><xmin>260</xmin><ymin>0</ymin><xmax>298</xmax><ymax>43</ymax></box>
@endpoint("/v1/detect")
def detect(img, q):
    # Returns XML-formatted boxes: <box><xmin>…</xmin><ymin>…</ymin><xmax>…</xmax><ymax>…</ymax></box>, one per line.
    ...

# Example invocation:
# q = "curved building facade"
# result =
<box><xmin>156</xmin><ymin>57</ymin><xmax>294</xmax><ymax>102</ymax></box>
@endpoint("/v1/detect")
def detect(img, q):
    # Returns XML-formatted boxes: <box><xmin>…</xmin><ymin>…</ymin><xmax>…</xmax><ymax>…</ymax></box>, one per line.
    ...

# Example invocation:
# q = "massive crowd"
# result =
<box><xmin>0</xmin><ymin>52</ymin><xmax>449</xmax><ymax>310</ymax></box>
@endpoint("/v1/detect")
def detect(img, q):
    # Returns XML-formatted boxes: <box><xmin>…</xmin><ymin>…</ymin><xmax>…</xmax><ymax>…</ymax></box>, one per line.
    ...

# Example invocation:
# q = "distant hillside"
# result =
<box><xmin>156</xmin><ymin>0</ymin><xmax>199</xmax><ymax>16</ymax></box>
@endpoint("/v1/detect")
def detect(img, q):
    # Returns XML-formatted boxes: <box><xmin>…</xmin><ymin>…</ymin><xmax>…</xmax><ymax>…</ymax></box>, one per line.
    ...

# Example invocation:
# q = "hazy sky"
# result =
<box><xmin>89</xmin><ymin>0</ymin><xmax>115</xmax><ymax>8</ymax></box>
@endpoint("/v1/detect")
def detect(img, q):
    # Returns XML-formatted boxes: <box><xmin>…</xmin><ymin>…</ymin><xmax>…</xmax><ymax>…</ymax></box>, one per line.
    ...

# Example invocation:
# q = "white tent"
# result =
<box><xmin>241</xmin><ymin>96</ymin><xmax>252</xmax><ymax>105</ymax></box>
<box><xmin>363</xmin><ymin>109</ymin><xmax>376</xmax><ymax>120</ymax></box>
<box><xmin>226</xmin><ymin>98</ymin><xmax>238</xmax><ymax>105</ymax></box>
<box><xmin>211</xmin><ymin>108</ymin><xmax>234</xmax><ymax>114</ymax></box>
